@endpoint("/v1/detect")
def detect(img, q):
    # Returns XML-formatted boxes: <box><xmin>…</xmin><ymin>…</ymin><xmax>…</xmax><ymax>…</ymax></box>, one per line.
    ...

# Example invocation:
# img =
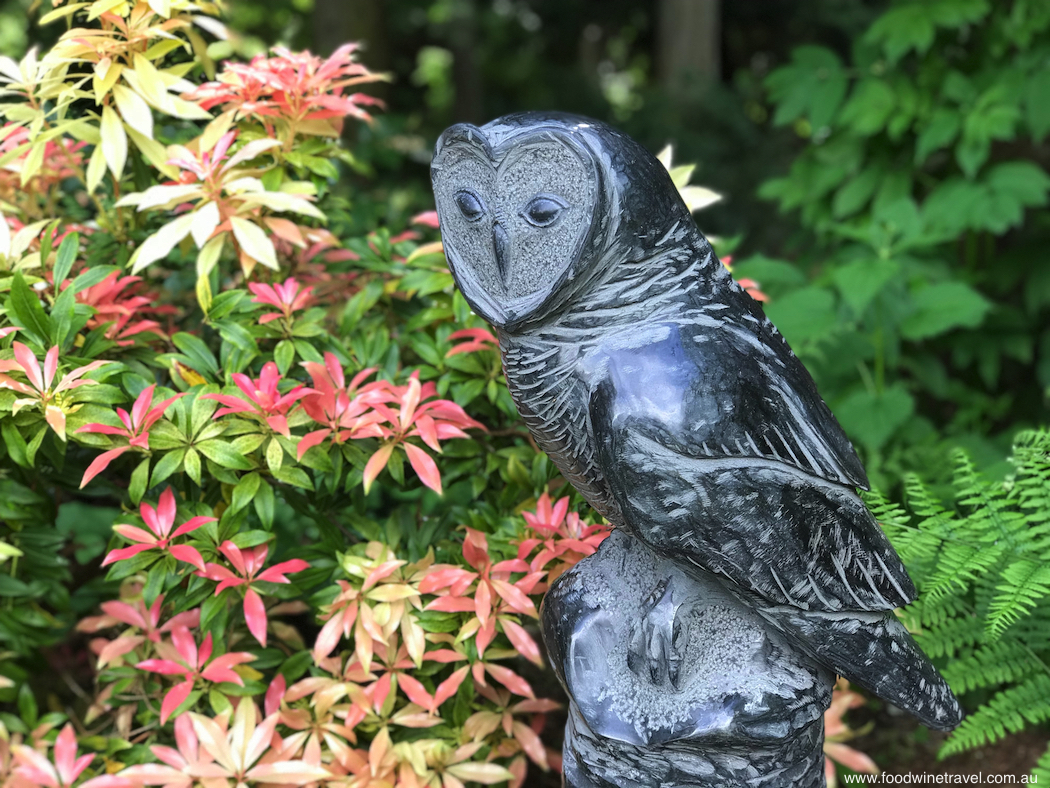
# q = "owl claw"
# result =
<box><xmin>628</xmin><ymin>578</ymin><xmax>687</xmax><ymax>689</ymax></box>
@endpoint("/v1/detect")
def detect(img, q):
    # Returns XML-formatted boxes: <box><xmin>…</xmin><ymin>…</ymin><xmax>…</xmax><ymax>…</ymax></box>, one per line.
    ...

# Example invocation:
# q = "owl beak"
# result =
<box><xmin>492</xmin><ymin>221</ymin><xmax>510</xmax><ymax>285</ymax></box>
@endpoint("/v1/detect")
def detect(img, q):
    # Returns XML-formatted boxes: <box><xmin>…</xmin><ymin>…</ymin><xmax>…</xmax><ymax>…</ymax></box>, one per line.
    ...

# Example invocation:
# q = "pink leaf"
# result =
<box><xmin>485</xmin><ymin>664</ymin><xmax>534</xmax><ymax>699</ymax></box>
<box><xmin>160</xmin><ymin>679</ymin><xmax>194</xmax><ymax>724</ymax></box>
<box><xmin>362</xmin><ymin>442</ymin><xmax>395</xmax><ymax>494</ymax></box>
<box><xmin>100</xmin><ymin>543</ymin><xmax>153</xmax><ymax>567</ymax></box>
<box><xmin>501</xmin><ymin>619</ymin><xmax>543</xmax><ymax>667</ymax></box>
<box><xmin>135</xmin><ymin>658</ymin><xmax>190</xmax><ymax>676</ymax></box>
<box><xmin>80</xmin><ymin>446</ymin><xmax>130</xmax><ymax>488</ymax></box>
<box><xmin>171</xmin><ymin>515</ymin><xmax>217</xmax><ymax>539</ymax></box>
<box><xmin>313</xmin><ymin>614</ymin><xmax>345</xmax><ymax>662</ymax></box>
<box><xmin>243</xmin><ymin>587</ymin><xmax>268</xmax><ymax>647</ymax></box>
<box><xmin>257</xmin><ymin>558</ymin><xmax>310</xmax><ymax>583</ymax></box>
<box><xmin>433</xmin><ymin>665</ymin><xmax>469</xmax><ymax>709</ymax></box>
<box><xmin>168</xmin><ymin>544</ymin><xmax>207</xmax><ymax>572</ymax></box>
<box><xmin>396</xmin><ymin>673</ymin><xmax>434</xmax><ymax>712</ymax></box>
<box><xmin>404</xmin><ymin>443</ymin><xmax>442</xmax><ymax>495</ymax></box>
<box><xmin>53</xmin><ymin>725</ymin><xmax>79</xmax><ymax>785</ymax></box>
<box><xmin>296</xmin><ymin>428</ymin><xmax>330</xmax><ymax>459</ymax></box>
<box><xmin>265</xmin><ymin>674</ymin><xmax>286</xmax><ymax>716</ymax></box>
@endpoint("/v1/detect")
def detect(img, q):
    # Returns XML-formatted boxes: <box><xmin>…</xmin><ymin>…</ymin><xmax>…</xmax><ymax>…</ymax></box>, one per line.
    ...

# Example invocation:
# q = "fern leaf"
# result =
<box><xmin>915</xmin><ymin>614</ymin><xmax>984</xmax><ymax>660</ymax></box>
<box><xmin>986</xmin><ymin>559</ymin><xmax>1050</xmax><ymax>639</ymax></box>
<box><xmin>940</xmin><ymin>640</ymin><xmax>1040</xmax><ymax>693</ymax></box>
<box><xmin>940</xmin><ymin>674</ymin><xmax>1050</xmax><ymax>758</ymax></box>
<box><xmin>1032</xmin><ymin>740</ymin><xmax>1050</xmax><ymax>784</ymax></box>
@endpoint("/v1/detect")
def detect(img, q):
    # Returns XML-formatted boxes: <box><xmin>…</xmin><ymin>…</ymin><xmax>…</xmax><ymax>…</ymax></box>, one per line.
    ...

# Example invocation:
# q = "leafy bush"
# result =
<box><xmin>874</xmin><ymin>429</ymin><xmax>1050</xmax><ymax>779</ymax></box>
<box><xmin>742</xmin><ymin>0</ymin><xmax>1050</xmax><ymax>490</ymax></box>
<box><xmin>0</xmin><ymin>2</ymin><xmax>625</xmax><ymax>785</ymax></box>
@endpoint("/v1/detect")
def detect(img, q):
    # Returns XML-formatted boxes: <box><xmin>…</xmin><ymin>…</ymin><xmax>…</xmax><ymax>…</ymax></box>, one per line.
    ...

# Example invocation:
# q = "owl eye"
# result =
<box><xmin>454</xmin><ymin>190</ymin><xmax>486</xmax><ymax>222</ymax></box>
<box><xmin>521</xmin><ymin>195</ymin><xmax>567</xmax><ymax>228</ymax></box>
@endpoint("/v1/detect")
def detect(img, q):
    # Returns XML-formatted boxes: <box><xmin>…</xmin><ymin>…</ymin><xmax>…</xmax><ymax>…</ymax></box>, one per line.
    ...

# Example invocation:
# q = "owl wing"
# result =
<box><xmin>585</xmin><ymin>312</ymin><xmax>915</xmax><ymax>613</ymax></box>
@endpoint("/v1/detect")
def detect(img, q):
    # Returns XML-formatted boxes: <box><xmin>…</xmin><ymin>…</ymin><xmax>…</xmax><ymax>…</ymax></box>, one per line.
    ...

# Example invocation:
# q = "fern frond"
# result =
<box><xmin>940</xmin><ymin>640</ymin><xmax>1041</xmax><ymax>693</ymax></box>
<box><xmin>904</xmin><ymin>474</ymin><xmax>949</xmax><ymax>518</ymax></box>
<box><xmin>986</xmin><ymin>559</ymin><xmax>1050</xmax><ymax>639</ymax></box>
<box><xmin>939</xmin><ymin>673</ymin><xmax>1050</xmax><ymax>758</ymax></box>
<box><xmin>1031</xmin><ymin>740</ymin><xmax>1050</xmax><ymax>784</ymax></box>
<box><xmin>924</xmin><ymin>542</ymin><xmax>1005</xmax><ymax>602</ymax></box>
<box><xmin>915</xmin><ymin>614</ymin><xmax>984</xmax><ymax>660</ymax></box>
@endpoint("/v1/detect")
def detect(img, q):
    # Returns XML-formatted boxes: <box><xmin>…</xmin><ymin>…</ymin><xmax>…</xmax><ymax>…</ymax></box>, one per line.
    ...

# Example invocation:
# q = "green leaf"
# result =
<box><xmin>17</xmin><ymin>683</ymin><xmax>38</xmax><ymax>728</ymax></box>
<box><xmin>763</xmin><ymin>286</ymin><xmax>839</xmax><ymax>345</ymax></box>
<box><xmin>231</xmin><ymin>433</ymin><xmax>266</xmax><ymax>455</ymax></box>
<box><xmin>24</xmin><ymin>427</ymin><xmax>46</xmax><ymax>466</ymax></box>
<box><xmin>184</xmin><ymin>448</ymin><xmax>201</xmax><ymax>485</ymax></box>
<box><xmin>150</xmin><ymin>449</ymin><xmax>186</xmax><ymax>487</ymax></box>
<box><xmin>67</xmin><ymin>265</ymin><xmax>118</xmax><ymax>295</ymax></box>
<box><xmin>2</xmin><ymin>422</ymin><xmax>28</xmax><ymax>468</ymax></box>
<box><xmin>7</xmin><ymin>273</ymin><xmax>51</xmax><ymax>346</ymax></box>
<box><xmin>832</xmin><ymin>168</ymin><xmax>881</xmax><ymax>218</ymax></box>
<box><xmin>730</xmin><ymin>255</ymin><xmax>806</xmax><ymax>289</ymax></box>
<box><xmin>172</xmin><ymin>333</ymin><xmax>220</xmax><ymax>378</ymax></box>
<box><xmin>207</xmin><ymin>291</ymin><xmax>246</xmax><ymax>323</ymax></box>
<box><xmin>985</xmin><ymin>161</ymin><xmax>1050</xmax><ymax>210</ymax></box>
<box><xmin>129</xmin><ymin>457</ymin><xmax>149</xmax><ymax>504</ymax></box>
<box><xmin>254</xmin><ymin>479</ymin><xmax>274</xmax><ymax>529</ymax></box>
<box><xmin>915</xmin><ymin>108</ymin><xmax>960</xmax><ymax>164</ymax></box>
<box><xmin>764</xmin><ymin>46</ymin><xmax>847</xmax><ymax>130</ymax></box>
<box><xmin>209</xmin><ymin>689</ymin><xmax>233</xmax><ymax>716</ymax></box>
<box><xmin>901</xmin><ymin>283</ymin><xmax>992</xmax><ymax>340</ymax></box>
<box><xmin>230</xmin><ymin>472</ymin><xmax>261</xmax><ymax>514</ymax></box>
<box><xmin>199</xmin><ymin>591</ymin><xmax>226</xmax><ymax>631</ymax></box>
<box><xmin>273</xmin><ymin>465</ymin><xmax>312</xmax><ymax>490</ymax></box>
<box><xmin>839</xmin><ymin>79</ymin><xmax>896</xmax><ymax>137</ymax></box>
<box><xmin>835</xmin><ymin>384</ymin><xmax>915</xmax><ymax>451</ymax></box>
<box><xmin>52</xmin><ymin>233</ymin><xmax>79</xmax><ymax>287</ymax></box>
<box><xmin>230</xmin><ymin>529</ymin><xmax>270</xmax><ymax>548</ymax></box>
<box><xmin>1024</xmin><ymin>68</ymin><xmax>1050</xmax><ymax>142</ymax></box>
<box><xmin>274</xmin><ymin>340</ymin><xmax>295</xmax><ymax>375</ymax></box>
<box><xmin>265</xmin><ymin>437</ymin><xmax>283</xmax><ymax>474</ymax></box>
<box><xmin>196</xmin><ymin>440</ymin><xmax>254</xmax><ymax>470</ymax></box>
<box><xmin>833</xmin><ymin>260</ymin><xmax>901</xmax><ymax>316</ymax></box>
<box><xmin>215</xmin><ymin>320</ymin><xmax>258</xmax><ymax>354</ymax></box>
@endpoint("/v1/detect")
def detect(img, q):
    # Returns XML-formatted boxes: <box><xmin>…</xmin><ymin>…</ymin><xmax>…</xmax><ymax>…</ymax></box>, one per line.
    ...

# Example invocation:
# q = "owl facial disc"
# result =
<box><xmin>431</xmin><ymin>121</ymin><xmax>600</xmax><ymax>329</ymax></box>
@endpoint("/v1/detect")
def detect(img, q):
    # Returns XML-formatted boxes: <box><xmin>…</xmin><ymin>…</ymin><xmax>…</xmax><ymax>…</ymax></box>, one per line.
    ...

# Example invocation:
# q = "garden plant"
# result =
<box><xmin>0</xmin><ymin>1</ymin><xmax>609</xmax><ymax>785</ymax></box>
<box><xmin>0</xmin><ymin>0</ymin><xmax>1048</xmax><ymax>785</ymax></box>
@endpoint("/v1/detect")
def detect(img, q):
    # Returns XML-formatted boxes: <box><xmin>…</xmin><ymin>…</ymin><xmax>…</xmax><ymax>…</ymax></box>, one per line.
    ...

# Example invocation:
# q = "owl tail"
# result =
<box><xmin>761</xmin><ymin>606</ymin><xmax>963</xmax><ymax>731</ymax></box>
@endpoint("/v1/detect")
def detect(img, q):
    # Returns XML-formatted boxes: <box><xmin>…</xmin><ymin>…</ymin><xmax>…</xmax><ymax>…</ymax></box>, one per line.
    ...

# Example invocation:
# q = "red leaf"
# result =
<box><xmin>501</xmin><ymin>619</ymin><xmax>543</xmax><ymax>667</ymax></box>
<box><xmin>160</xmin><ymin>679</ymin><xmax>194</xmax><ymax>724</ymax></box>
<box><xmin>362</xmin><ymin>442</ymin><xmax>395</xmax><ymax>494</ymax></box>
<box><xmin>296</xmin><ymin>428</ymin><xmax>331</xmax><ymax>459</ymax></box>
<box><xmin>433</xmin><ymin>665</ymin><xmax>469</xmax><ymax>708</ymax></box>
<box><xmin>404</xmin><ymin>443</ymin><xmax>442</xmax><ymax>495</ymax></box>
<box><xmin>485</xmin><ymin>664</ymin><xmax>535</xmax><ymax>699</ymax></box>
<box><xmin>80</xmin><ymin>446</ymin><xmax>131</xmax><ymax>488</ymax></box>
<box><xmin>395</xmin><ymin>673</ymin><xmax>434</xmax><ymax>712</ymax></box>
<box><xmin>100</xmin><ymin>543</ymin><xmax>152</xmax><ymax>567</ymax></box>
<box><xmin>243</xmin><ymin>587</ymin><xmax>268</xmax><ymax>647</ymax></box>
<box><xmin>168</xmin><ymin>544</ymin><xmax>206</xmax><ymax>572</ymax></box>
<box><xmin>201</xmin><ymin>652</ymin><xmax>253</xmax><ymax>685</ymax></box>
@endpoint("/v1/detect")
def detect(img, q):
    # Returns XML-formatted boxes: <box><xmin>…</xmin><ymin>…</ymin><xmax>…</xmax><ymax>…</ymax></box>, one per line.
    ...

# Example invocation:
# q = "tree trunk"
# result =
<box><xmin>657</xmin><ymin>0</ymin><xmax>721</xmax><ymax>92</ymax></box>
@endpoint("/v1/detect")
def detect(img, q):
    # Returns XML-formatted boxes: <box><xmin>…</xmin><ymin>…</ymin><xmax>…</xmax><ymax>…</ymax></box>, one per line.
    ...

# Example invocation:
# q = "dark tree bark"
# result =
<box><xmin>312</xmin><ymin>0</ymin><xmax>391</xmax><ymax>97</ymax></box>
<box><xmin>657</xmin><ymin>0</ymin><xmax>721</xmax><ymax>91</ymax></box>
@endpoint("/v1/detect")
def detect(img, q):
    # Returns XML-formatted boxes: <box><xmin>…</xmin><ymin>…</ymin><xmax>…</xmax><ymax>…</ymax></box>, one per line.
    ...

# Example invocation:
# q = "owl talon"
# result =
<box><xmin>628</xmin><ymin>578</ymin><xmax>686</xmax><ymax>689</ymax></box>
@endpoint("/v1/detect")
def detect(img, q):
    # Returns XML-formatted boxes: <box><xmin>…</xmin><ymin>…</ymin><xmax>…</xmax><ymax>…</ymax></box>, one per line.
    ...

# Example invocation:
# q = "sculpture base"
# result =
<box><xmin>542</xmin><ymin>530</ymin><xmax>833</xmax><ymax>788</ymax></box>
<box><xmin>563</xmin><ymin>703</ymin><xmax>826</xmax><ymax>788</ymax></box>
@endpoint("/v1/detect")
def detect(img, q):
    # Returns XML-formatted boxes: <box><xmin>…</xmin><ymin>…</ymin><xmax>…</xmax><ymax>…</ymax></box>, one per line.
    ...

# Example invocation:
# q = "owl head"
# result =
<box><xmin>431</xmin><ymin>112</ymin><xmax>697</xmax><ymax>331</ymax></box>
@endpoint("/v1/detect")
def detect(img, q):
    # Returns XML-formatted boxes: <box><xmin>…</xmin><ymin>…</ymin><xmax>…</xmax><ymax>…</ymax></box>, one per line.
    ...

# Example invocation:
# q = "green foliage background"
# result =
<box><xmin>0</xmin><ymin>0</ymin><xmax>1046</xmax><ymax>780</ymax></box>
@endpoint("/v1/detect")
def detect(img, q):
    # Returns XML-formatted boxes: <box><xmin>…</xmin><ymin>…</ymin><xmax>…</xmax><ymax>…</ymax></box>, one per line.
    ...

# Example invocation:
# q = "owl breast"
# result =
<box><xmin>499</xmin><ymin>331</ymin><xmax>622</xmax><ymax>522</ymax></box>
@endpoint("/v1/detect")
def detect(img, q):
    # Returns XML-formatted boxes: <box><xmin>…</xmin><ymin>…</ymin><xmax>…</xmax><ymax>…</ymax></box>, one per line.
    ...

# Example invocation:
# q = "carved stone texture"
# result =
<box><xmin>431</xmin><ymin>111</ymin><xmax>963</xmax><ymax>787</ymax></box>
<box><xmin>543</xmin><ymin>530</ymin><xmax>833</xmax><ymax>787</ymax></box>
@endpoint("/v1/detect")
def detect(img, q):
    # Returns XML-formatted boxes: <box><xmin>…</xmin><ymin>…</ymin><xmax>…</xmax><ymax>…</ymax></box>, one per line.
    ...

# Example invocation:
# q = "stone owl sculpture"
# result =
<box><xmin>430</xmin><ymin>112</ymin><xmax>963</xmax><ymax>735</ymax></box>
